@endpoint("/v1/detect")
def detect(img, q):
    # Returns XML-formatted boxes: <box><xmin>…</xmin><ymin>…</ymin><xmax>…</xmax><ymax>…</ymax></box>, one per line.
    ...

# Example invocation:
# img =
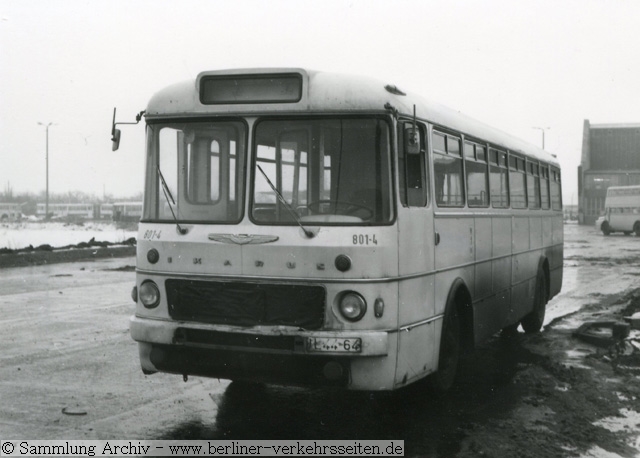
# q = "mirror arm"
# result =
<box><xmin>111</xmin><ymin>107</ymin><xmax>146</xmax><ymax>151</ymax></box>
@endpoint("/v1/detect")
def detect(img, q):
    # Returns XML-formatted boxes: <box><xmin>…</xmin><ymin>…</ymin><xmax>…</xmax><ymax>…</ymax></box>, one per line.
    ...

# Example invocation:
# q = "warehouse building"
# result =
<box><xmin>578</xmin><ymin>120</ymin><xmax>640</xmax><ymax>225</ymax></box>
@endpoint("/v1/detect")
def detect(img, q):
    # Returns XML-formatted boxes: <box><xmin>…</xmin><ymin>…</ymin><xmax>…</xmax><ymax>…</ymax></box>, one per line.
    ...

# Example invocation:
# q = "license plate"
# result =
<box><xmin>306</xmin><ymin>337</ymin><xmax>362</xmax><ymax>353</ymax></box>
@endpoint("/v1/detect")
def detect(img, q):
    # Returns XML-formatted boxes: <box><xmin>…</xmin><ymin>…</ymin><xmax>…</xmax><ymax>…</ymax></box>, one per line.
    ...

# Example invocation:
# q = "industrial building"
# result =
<box><xmin>578</xmin><ymin>120</ymin><xmax>640</xmax><ymax>225</ymax></box>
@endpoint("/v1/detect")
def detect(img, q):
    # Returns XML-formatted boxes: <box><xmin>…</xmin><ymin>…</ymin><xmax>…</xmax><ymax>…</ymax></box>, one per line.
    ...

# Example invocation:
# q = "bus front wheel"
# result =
<box><xmin>601</xmin><ymin>222</ymin><xmax>611</xmax><ymax>236</ymax></box>
<box><xmin>429</xmin><ymin>303</ymin><xmax>461</xmax><ymax>392</ymax></box>
<box><xmin>634</xmin><ymin>222</ymin><xmax>640</xmax><ymax>237</ymax></box>
<box><xmin>521</xmin><ymin>269</ymin><xmax>548</xmax><ymax>334</ymax></box>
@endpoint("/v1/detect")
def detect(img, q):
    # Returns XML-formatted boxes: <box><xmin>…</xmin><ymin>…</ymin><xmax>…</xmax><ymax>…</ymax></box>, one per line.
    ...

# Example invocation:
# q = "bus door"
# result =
<box><xmin>395</xmin><ymin>120</ymin><xmax>437</xmax><ymax>386</ymax></box>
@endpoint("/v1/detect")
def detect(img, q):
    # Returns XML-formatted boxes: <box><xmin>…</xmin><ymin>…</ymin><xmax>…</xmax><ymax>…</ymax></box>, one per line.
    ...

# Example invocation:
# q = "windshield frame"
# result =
<box><xmin>249</xmin><ymin>115</ymin><xmax>396</xmax><ymax>227</ymax></box>
<box><xmin>142</xmin><ymin>117</ymin><xmax>249</xmax><ymax>225</ymax></box>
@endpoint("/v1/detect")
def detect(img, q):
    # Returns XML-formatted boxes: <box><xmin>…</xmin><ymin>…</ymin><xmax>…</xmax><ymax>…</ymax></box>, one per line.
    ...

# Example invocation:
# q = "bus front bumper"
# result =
<box><xmin>130</xmin><ymin>316</ymin><xmax>393</xmax><ymax>389</ymax></box>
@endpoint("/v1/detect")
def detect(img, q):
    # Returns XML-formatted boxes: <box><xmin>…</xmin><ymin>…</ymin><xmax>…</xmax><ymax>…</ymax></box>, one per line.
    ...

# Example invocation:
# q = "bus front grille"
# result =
<box><xmin>165</xmin><ymin>279</ymin><xmax>325</xmax><ymax>330</ymax></box>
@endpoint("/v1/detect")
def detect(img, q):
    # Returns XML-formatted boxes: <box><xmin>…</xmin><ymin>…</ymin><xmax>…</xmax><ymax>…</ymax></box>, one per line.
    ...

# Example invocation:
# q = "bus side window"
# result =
<box><xmin>433</xmin><ymin>131</ymin><xmax>465</xmax><ymax>207</ymax></box>
<box><xmin>398</xmin><ymin>122</ymin><xmax>428</xmax><ymax>207</ymax></box>
<box><xmin>540</xmin><ymin>165</ymin><xmax>550</xmax><ymax>209</ymax></box>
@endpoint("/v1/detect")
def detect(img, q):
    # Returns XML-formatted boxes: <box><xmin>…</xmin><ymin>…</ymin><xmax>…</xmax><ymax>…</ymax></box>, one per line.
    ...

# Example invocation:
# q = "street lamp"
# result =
<box><xmin>532</xmin><ymin>126</ymin><xmax>550</xmax><ymax>150</ymax></box>
<box><xmin>37</xmin><ymin>122</ymin><xmax>55</xmax><ymax>220</ymax></box>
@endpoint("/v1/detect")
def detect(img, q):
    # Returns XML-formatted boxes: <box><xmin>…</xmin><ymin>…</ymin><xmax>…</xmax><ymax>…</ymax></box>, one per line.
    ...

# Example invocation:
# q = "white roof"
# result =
<box><xmin>146</xmin><ymin>68</ymin><xmax>558</xmax><ymax>166</ymax></box>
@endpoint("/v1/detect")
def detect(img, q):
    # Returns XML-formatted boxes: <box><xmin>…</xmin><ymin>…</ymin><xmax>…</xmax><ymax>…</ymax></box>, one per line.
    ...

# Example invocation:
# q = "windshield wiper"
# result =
<box><xmin>256</xmin><ymin>164</ymin><xmax>315</xmax><ymax>238</ymax></box>
<box><xmin>157</xmin><ymin>166</ymin><xmax>187</xmax><ymax>234</ymax></box>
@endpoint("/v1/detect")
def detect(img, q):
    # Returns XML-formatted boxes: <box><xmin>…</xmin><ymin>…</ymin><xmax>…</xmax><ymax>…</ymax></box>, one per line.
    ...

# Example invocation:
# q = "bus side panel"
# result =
<box><xmin>492</xmin><ymin>216</ymin><xmax>512</xmax><ymax>294</ymax></box>
<box><xmin>395</xmin><ymin>276</ymin><xmax>437</xmax><ymax>386</ymax></box>
<box><xmin>434</xmin><ymin>217</ymin><xmax>474</xmax><ymax>272</ymax></box>
<box><xmin>529</xmin><ymin>216</ymin><xmax>542</xmax><ymax>250</ymax></box>
<box><xmin>474</xmin><ymin>217</ymin><xmax>492</xmax><ymax>299</ymax></box>
<box><xmin>510</xmin><ymin>216</ymin><xmax>534</xmax><ymax>320</ymax></box>
<box><xmin>548</xmin><ymin>215</ymin><xmax>564</xmax><ymax>298</ymax></box>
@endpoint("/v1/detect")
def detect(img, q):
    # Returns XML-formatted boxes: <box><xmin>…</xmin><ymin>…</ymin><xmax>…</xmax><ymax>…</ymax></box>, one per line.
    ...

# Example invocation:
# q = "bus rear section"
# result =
<box><xmin>597</xmin><ymin>185</ymin><xmax>640</xmax><ymax>235</ymax></box>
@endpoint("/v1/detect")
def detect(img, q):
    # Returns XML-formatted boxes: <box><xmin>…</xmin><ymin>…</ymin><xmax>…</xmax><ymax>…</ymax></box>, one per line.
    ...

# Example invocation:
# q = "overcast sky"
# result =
<box><xmin>1</xmin><ymin>0</ymin><xmax>639</xmax><ymax>203</ymax></box>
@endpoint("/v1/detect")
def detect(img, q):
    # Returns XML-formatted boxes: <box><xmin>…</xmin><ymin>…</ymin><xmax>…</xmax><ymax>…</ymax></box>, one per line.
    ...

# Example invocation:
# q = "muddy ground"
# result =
<box><xmin>1</xmin><ymin>223</ymin><xmax>640</xmax><ymax>458</ymax></box>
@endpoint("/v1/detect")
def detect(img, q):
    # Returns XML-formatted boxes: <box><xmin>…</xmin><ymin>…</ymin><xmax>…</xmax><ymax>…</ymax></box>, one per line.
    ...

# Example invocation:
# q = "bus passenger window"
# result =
<box><xmin>465</xmin><ymin>141</ymin><xmax>489</xmax><ymax>207</ymax></box>
<box><xmin>509</xmin><ymin>155</ymin><xmax>527</xmax><ymax>209</ymax></box>
<box><xmin>433</xmin><ymin>132</ymin><xmax>464</xmax><ymax>207</ymax></box>
<box><xmin>551</xmin><ymin>168</ymin><xmax>562</xmax><ymax>210</ymax></box>
<box><xmin>540</xmin><ymin>165</ymin><xmax>550</xmax><ymax>209</ymax></box>
<box><xmin>489</xmin><ymin>149</ymin><xmax>509</xmax><ymax>208</ymax></box>
<box><xmin>527</xmin><ymin>162</ymin><xmax>541</xmax><ymax>209</ymax></box>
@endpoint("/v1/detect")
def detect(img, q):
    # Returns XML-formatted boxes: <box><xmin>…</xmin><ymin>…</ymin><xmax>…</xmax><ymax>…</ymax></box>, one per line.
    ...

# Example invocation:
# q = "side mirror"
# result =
<box><xmin>111</xmin><ymin>128</ymin><xmax>121</xmax><ymax>151</ymax></box>
<box><xmin>110</xmin><ymin>107</ymin><xmax>145</xmax><ymax>152</ymax></box>
<box><xmin>404</xmin><ymin>126</ymin><xmax>420</xmax><ymax>155</ymax></box>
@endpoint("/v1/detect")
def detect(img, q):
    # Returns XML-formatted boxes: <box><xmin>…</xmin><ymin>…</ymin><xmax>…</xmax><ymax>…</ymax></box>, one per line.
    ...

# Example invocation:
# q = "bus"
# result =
<box><xmin>125</xmin><ymin>68</ymin><xmax>563</xmax><ymax>391</ymax></box>
<box><xmin>112</xmin><ymin>202</ymin><xmax>143</xmax><ymax>222</ymax></box>
<box><xmin>0</xmin><ymin>203</ymin><xmax>22</xmax><ymax>221</ymax></box>
<box><xmin>595</xmin><ymin>185</ymin><xmax>640</xmax><ymax>236</ymax></box>
<box><xmin>36</xmin><ymin>203</ymin><xmax>94</xmax><ymax>219</ymax></box>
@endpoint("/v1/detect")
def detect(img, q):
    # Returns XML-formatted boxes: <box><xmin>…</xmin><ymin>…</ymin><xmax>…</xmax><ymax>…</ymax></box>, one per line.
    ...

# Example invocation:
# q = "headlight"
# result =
<box><xmin>338</xmin><ymin>291</ymin><xmax>367</xmax><ymax>321</ymax></box>
<box><xmin>139</xmin><ymin>281</ymin><xmax>160</xmax><ymax>308</ymax></box>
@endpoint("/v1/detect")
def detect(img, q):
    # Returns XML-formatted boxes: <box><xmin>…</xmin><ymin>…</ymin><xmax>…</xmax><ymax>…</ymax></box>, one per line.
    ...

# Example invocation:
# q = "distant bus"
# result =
<box><xmin>112</xmin><ymin>202</ymin><xmax>142</xmax><ymax>222</ymax></box>
<box><xmin>596</xmin><ymin>185</ymin><xmax>640</xmax><ymax>235</ymax></box>
<box><xmin>100</xmin><ymin>203</ymin><xmax>114</xmax><ymax>220</ymax></box>
<box><xmin>36</xmin><ymin>203</ymin><xmax>94</xmax><ymax>219</ymax></box>
<box><xmin>127</xmin><ymin>68</ymin><xmax>563</xmax><ymax>391</ymax></box>
<box><xmin>0</xmin><ymin>203</ymin><xmax>22</xmax><ymax>221</ymax></box>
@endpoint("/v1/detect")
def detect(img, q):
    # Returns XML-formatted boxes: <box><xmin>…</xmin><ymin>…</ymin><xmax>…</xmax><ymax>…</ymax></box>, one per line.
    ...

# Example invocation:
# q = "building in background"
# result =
<box><xmin>578</xmin><ymin>120</ymin><xmax>640</xmax><ymax>225</ymax></box>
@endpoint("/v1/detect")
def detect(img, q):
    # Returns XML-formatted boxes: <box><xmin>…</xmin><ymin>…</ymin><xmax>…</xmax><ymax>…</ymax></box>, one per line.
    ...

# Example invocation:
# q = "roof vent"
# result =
<box><xmin>384</xmin><ymin>84</ymin><xmax>406</xmax><ymax>96</ymax></box>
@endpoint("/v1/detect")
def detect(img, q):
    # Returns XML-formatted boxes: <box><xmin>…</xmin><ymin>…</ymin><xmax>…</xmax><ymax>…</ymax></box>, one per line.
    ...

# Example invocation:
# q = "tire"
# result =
<box><xmin>501</xmin><ymin>322</ymin><xmax>520</xmax><ymax>338</ymax></box>
<box><xmin>624</xmin><ymin>232</ymin><xmax>632</xmax><ymax>236</ymax></box>
<box><xmin>521</xmin><ymin>269</ymin><xmax>547</xmax><ymax>334</ymax></box>
<box><xmin>601</xmin><ymin>222</ymin><xmax>611</xmax><ymax>236</ymax></box>
<box><xmin>429</xmin><ymin>303</ymin><xmax>461</xmax><ymax>392</ymax></box>
<box><xmin>634</xmin><ymin>222</ymin><xmax>640</xmax><ymax>237</ymax></box>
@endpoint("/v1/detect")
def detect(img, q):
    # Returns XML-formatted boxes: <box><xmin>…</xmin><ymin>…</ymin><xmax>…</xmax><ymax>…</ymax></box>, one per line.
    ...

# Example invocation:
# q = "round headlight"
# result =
<box><xmin>147</xmin><ymin>248</ymin><xmax>160</xmax><ymax>264</ymax></box>
<box><xmin>139</xmin><ymin>281</ymin><xmax>160</xmax><ymax>308</ymax></box>
<box><xmin>339</xmin><ymin>292</ymin><xmax>367</xmax><ymax>321</ymax></box>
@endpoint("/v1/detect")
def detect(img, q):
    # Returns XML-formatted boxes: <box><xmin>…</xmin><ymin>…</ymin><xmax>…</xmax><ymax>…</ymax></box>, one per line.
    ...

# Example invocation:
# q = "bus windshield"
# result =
<box><xmin>251</xmin><ymin>118</ymin><xmax>393</xmax><ymax>225</ymax></box>
<box><xmin>146</xmin><ymin>120</ymin><xmax>246</xmax><ymax>223</ymax></box>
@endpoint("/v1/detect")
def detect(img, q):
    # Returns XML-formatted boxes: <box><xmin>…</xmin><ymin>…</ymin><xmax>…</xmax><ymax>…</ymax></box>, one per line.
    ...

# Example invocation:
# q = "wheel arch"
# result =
<box><xmin>444</xmin><ymin>278</ymin><xmax>474</xmax><ymax>354</ymax></box>
<box><xmin>539</xmin><ymin>256</ymin><xmax>550</xmax><ymax>302</ymax></box>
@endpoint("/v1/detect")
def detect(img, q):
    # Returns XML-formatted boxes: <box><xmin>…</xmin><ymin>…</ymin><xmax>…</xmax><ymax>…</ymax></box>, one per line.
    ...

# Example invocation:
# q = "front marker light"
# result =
<box><xmin>339</xmin><ymin>292</ymin><xmax>367</xmax><ymax>321</ymax></box>
<box><xmin>139</xmin><ymin>281</ymin><xmax>160</xmax><ymax>308</ymax></box>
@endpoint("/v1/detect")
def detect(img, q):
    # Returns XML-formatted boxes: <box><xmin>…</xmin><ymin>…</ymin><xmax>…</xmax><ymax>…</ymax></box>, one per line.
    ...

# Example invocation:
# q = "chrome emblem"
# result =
<box><xmin>208</xmin><ymin>234</ymin><xmax>279</xmax><ymax>245</ymax></box>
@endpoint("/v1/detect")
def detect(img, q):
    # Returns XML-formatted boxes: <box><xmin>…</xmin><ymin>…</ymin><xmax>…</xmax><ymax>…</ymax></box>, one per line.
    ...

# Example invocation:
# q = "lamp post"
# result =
<box><xmin>37</xmin><ymin>122</ymin><xmax>55</xmax><ymax>220</ymax></box>
<box><xmin>532</xmin><ymin>126</ymin><xmax>550</xmax><ymax>150</ymax></box>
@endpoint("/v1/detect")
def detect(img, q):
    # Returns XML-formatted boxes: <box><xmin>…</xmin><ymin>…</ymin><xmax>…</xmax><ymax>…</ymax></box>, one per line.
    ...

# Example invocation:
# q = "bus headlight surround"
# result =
<box><xmin>139</xmin><ymin>281</ymin><xmax>160</xmax><ymax>309</ymax></box>
<box><xmin>338</xmin><ymin>291</ymin><xmax>367</xmax><ymax>321</ymax></box>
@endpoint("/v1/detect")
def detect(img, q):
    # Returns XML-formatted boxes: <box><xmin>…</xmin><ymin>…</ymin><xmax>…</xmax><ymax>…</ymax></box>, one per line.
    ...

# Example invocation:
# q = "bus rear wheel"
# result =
<box><xmin>429</xmin><ymin>303</ymin><xmax>460</xmax><ymax>392</ymax></box>
<box><xmin>601</xmin><ymin>222</ymin><xmax>611</xmax><ymax>236</ymax></box>
<box><xmin>634</xmin><ymin>222</ymin><xmax>640</xmax><ymax>237</ymax></box>
<box><xmin>521</xmin><ymin>269</ymin><xmax>547</xmax><ymax>334</ymax></box>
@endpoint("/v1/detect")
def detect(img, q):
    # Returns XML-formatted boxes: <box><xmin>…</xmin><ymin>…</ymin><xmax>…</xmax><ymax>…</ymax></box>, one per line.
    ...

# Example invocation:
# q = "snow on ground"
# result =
<box><xmin>0</xmin><ymin>221</ymin><xmax>137</xmax><ymax>250</ymax></box>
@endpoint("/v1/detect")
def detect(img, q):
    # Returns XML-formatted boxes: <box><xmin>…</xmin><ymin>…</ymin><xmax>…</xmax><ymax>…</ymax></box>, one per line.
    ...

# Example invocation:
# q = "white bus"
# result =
<box><xmin>112</xmin><ymin>202</ymin><xmax>143</xmax><ymax>222</ymax></box>
<box><xmin>36</xmin><ymin>203</ymin><xmax>94</xmax><ymax>219</ymax></box>
<box><xmin>0</xmin><ymin>203</ymin><xmax>22</xmax><ymax>221</ymax></box>
<box><xmin>125</xmin><ymin>68</ymin><xmax>563</xmax><ymax>391</ymax></box>
<box><xmin>596</xmin><ymin>185</ymin><xmax>640</xmax><ymax>236</ymax></box>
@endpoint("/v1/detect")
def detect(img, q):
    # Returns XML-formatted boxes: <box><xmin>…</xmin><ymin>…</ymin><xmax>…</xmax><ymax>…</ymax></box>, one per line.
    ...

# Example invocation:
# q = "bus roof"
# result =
<box><xmin>146</xmin><ymin>68</ymin><xmax>558</xmax><ymax>166</ymax></box>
